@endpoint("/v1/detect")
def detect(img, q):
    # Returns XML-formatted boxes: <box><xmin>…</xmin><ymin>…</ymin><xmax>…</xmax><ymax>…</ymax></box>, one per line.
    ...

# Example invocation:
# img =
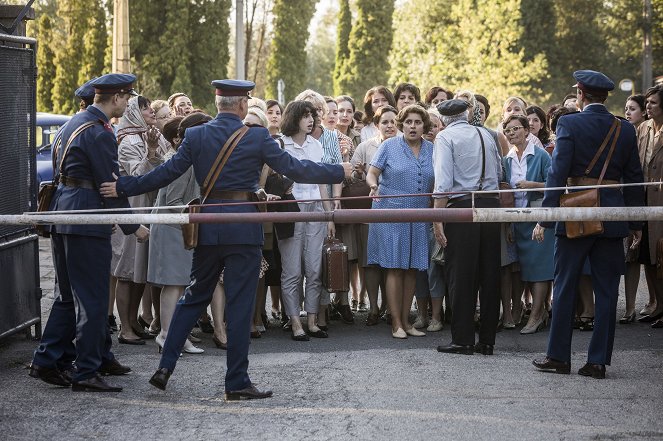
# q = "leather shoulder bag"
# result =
<box><xmin>36</xmin><ymin>121</ymin><xmax>98</xmax><ymax>237</ymax></box>
<box><xmin>181</xmin><ymin>126</ymin><xmax>249</xmax><ymax>249</ymax></box>
<box><xmin>559</xmin><ymin>118</ymin><xmax>621</xmax><ymax>239</ymax></box>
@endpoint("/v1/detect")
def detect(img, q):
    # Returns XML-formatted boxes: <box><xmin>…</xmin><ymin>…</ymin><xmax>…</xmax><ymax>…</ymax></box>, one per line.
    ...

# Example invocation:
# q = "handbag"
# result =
<box><xmin>430</xmin><ymin>241</ymin><xmax>445</xmax><ymax>265</ymax></box>
<box><xmin>657</xmin><ymin>238</ymin><xmax>663</xmax><ymax>279</ymax></box>
<box><xmin>36</xmin><ymin>121</ymin><xmax>98</xmax><ymax>237</ymax></box>
<box><xmin>498</xmin><ymin>182</ymin><xmax>514</xmax><ymax>208</ymax></box>
<box><xmin>559</xmin><ymin>118</ymin><xmax>621</xmax><ymax>239</ymax></box>
<box><xmin>341</xmin><ymin>168</ymin><xmax>372</xmax><ymax>210</ymax></box>
<box><xmin>181</xmin><ymin>126</ymin><xmax>249</xmax><ymax>249</ymax></box>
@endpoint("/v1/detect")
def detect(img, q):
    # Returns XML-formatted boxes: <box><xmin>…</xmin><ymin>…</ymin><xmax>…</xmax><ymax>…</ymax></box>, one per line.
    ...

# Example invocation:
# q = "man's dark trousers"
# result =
<box><xmin>443</xmin><ymin>198</ymin><xmax>501</xmax><ymax>346</ymax></box>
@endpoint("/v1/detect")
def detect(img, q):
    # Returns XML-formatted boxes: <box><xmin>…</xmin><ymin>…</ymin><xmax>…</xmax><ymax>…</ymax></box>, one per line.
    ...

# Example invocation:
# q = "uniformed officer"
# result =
<box><xmin>532</xmin><ymin>70</ymin><xmax>645</xmax><ymax>379</ymax></box>
<box><xmin>100</xmin><ymin>79</ymin><xmax>352</xmax><ymax>400</ymax></box>
<box><xmin>29</xmin><ymin>73</ymin><xmax>149</xmax><ymax>392</ymax></box>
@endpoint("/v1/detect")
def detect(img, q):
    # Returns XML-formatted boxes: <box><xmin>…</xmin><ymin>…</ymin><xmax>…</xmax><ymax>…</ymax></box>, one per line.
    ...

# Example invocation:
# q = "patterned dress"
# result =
<box><xmin>367</xmin><ymin>135</ymin><xmax>434</xmax><ymax>270</ymax></box>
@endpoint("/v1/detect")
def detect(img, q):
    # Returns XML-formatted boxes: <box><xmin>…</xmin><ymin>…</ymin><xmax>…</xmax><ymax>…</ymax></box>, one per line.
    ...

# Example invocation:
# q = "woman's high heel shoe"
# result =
<box><xmin>212</xmin><ymin>335</ymin><xmax>227</xmax><ymax>350</ymax></box>
<box><xmin>520</xmin><ymin>316</ymin><xmax>545</xmax><ymax>334</ymax></box>
<box><xmin>155</xmin><ymin>334</ymin><xmax>165</xmax><ymax>353</ymax></box>
<box><xmin>182</xmin><ymin>339</ymin><xmax>204</xmax><ymax>354</ymax></box>
<box><xmin>619</xmin><ymin>312</ymin><xmax>636</xmax><ymax>324</ymax></box>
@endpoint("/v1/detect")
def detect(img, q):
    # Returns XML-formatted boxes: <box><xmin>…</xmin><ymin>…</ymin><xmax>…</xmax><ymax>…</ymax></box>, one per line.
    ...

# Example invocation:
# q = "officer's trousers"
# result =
<box><xmin>547</xmin><ymin>235</ymin><xmax>623</xmax><ymax>365</ymax></box>
<box><xmin>159</xmin><ymin>244</ymin><xmax>261</xmax><ymax>391</ymax></box>
<box><xmin>33</xmin><ymin>233</ymin><xmax>114</xmax><ymax>381</ymax></box>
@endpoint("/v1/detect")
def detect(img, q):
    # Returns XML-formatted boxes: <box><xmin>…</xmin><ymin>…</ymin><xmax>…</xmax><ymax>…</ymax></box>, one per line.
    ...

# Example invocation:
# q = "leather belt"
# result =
<box><xmin>207</xmin><ymin>190</ymin><xmax>253</xmax><ymax>201</ymax></box>
<box><xmin>447</xmin><ymin>193</ymin><xmax>499</xmax><ymax>207</ymax></box>
<box><xmin>567</xmin><ymin>177</ymin><xmax>619</xmax><ymax>186</ymax></box>
<box><xmin>61</xmin><ymin>175</ymin><xmax>96</xmax><ymax>190</ymax></box>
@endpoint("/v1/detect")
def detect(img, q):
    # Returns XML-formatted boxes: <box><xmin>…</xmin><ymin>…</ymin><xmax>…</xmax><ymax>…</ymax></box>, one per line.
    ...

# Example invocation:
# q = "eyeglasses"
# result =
<box><xmin>503</xmin><ymin>126</ymin><xmax>523</xmax><ymax>135</ymax></box>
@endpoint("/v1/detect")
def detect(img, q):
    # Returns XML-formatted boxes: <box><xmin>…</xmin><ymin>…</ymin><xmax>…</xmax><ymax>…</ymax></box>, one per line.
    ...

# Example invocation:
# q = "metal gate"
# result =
<box><xmin>0</xmin><ymin>33</ymin><xmax>41</xmax><ymax>340</ymax></box>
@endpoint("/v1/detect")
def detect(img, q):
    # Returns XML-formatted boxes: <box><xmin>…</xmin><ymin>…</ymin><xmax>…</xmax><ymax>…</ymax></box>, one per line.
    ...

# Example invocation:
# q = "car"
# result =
<box><xmin>36</xmin><ymin>112</ymin><xmax>71</xmax><ymax>186</ymax></box>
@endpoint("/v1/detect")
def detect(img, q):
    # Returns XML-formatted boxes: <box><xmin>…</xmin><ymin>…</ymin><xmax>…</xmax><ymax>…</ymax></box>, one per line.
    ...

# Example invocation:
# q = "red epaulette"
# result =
<box><xmin>100</xmin><ymin>119</ymin><xmax>113</xmax><ymax>132</ymax></box>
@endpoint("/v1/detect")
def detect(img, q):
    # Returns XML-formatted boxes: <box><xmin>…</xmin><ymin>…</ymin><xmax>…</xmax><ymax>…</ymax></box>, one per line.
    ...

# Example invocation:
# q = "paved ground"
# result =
<box><xmin>0</xmin><ymin>238</ymin><xmax>662</xmax><ymax>440</ymax></box>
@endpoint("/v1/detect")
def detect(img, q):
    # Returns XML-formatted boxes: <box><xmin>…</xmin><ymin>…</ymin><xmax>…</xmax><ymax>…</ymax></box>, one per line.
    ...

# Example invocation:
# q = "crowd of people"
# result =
<box><xmin>29</xmin><ymin>69</ymin><xmax>663</xmax><ymax>394</ymax></box>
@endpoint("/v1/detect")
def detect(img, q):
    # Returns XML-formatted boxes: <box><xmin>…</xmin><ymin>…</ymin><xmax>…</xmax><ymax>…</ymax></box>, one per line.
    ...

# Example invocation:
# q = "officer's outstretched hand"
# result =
<box><xmin>135</xmin><ymin>225</ymin><xmax>150</xmax><ymax>243</ymax></box>
<box><xmin>341</xmin><ymin>162</ymin><xmax>353</xmax><ymax>177</ymax></box>
<box><xmin>100</xmin><ymin>173</ymin><xmax>119</xmax><ymax>198</ymax></box>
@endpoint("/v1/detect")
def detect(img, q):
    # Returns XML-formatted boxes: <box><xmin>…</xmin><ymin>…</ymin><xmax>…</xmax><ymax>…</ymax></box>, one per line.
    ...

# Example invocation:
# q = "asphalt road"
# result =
<box><xmin>0</xmin><ymin>239</ymin><xmax>661</xmax><ymax>440</ymax></box>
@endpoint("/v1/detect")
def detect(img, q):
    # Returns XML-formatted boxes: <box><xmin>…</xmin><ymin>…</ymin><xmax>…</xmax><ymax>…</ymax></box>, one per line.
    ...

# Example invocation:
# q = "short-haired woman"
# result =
<box><xmin>366</xmin><ymin>104</ymin><xmax>435</xmax><ymax>338</ymax></box>
<box><xmin>151</xmin><ymin>99</ymin><xmax>171</xmax><ymax>132</ymax></box>
<box><xmin>148</xmin><ymin>113</ymin><xmax>212</xmax><ymax>354</ymax></box>
<box><xmin>394</xmin><ymin>82</ymin><xmax>421</xmax><ymax>111</ymax></box>
<box><xmin>351</xmin><ymin>105</ymin><xmax>399</xmax><ymax>325</ymax></box>
<box><xmin>424</xmin><ymin>86</ymin><xmax>450</xmax><ymax>108</ymax></box>
<box><xmin>361</xmin><ymin>86</ymin><xmax>396</xmax><ymax>142</ymax></box>
<box><xmin>277</xmin><ymin>100</ymin><xmax>334</xmax><ymax>340</ymax></box>
<box><xmin>503</xmin><ymin>115</ymin><xmax>553</xmax><ymax>334</ymax></box>
<box><xmin>336</xmin><ymin>95</ymin><xmax>362</xmax><ymax>147</ymax></box>
<box><xmin>167</xmin><ymin>93</ymin><xmax>193</xmax><ymax>117</ymax></box>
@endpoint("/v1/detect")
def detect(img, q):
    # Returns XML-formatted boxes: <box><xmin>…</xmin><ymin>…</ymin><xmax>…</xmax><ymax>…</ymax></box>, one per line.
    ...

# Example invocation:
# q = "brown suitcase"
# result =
<box><xmin>322</xmin><ymin>236</ymin><xmax>349</xmax><ymax>292</ymax></box>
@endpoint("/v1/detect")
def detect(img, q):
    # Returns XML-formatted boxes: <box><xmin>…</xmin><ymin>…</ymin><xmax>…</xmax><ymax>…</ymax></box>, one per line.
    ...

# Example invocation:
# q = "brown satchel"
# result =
<box><xmin>36</xmin><ymin>121</ymin><xmax>98</xmax><ymax>237</ymax></box>
<box><xmin>181</xmin><ymin>126</ymin><xmax>249</xmax><ymax>250</ymax></box>
<box><xmin>321</xmin><ymin>236</ymin><xmax>349</xmax><ymax>292</ymax></box>
<box><xmin>498</xmin><ymin>181</ymin><xmax>515</xmax><ymax>208</ymax></box>
<box><xmin>559</xmin><ymin>118</ymin><xmax>621</xmax><ymax>239</ymax></box>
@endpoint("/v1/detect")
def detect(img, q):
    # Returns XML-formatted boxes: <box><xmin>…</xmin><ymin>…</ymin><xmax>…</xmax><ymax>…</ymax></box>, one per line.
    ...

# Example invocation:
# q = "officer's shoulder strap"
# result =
<box><xmin>55</xmin><ymin>120</ymin><xmax>101</xmax><ymax>181</ymax></box>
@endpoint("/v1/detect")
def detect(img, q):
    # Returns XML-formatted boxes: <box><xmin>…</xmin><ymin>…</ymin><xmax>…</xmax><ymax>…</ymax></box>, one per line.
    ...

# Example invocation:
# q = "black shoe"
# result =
<box><xmin>436</xmin><ymin>344</ymin><xmax>474</xmax><ymax>355</ymax></box>
<box><xmin>474</xmin><ymin>342</ymin><xmax>494</xmax><ymax>355</ymax></box>
<box><xmin>652</xmin><ymin>319</ymin><xmax>663</xmax><ymax>329</ymax></box>
<box><xmin>108</xmin><ymin>315</ymin><xmax>118</xmax><ymax>332</ymax></box>
<box><xmin>149</xmin><ymin>368</ymin><xmax>173</xmax><ymax>391</ymax></box>
<box><xmin>197</xmin><ymin>318</ymin><xmax>215</xmax><ymax>334</ymax></box>
<box><xmin>250</xmin><ymin>330</ymin><xmax>261</xmax><ymax>339</ymax></box>
<box><xmin>98</xmin><ymin>358</ymin><xmax>131</xmax><ymax>376</ymax></box>
<box><xmin>532</xmin><ymin>356</ymin><xmax>571</xmax><ymax>374</ymax></box>
<box><xmin>59</xmin><ymin>363</ymin><xmax>76</xmax><ymax>384</ymax></box>
<box><xmin>29</xmin><ymin>363</ymin><xmax>71</xmax><ymax>387</ymax></box>
<box><xmin>118</xmin><ymin>336</ymin><xmax>146</xmax><ymax>345</ymax></box>
<box><xmin>307</xmin><ymin>329</ymin><xmax>328</xmax><ymax>338</ymax></box>
<box><xmin>318</xmin><ymin>325</ymin><xmax>328</xmax><ymax>332</ymax></box>
<box><xmin>365</xmin><ymin>313</ymin><xmax>380</xmax><ymax>326</ymax></box>
<box><xmin>291</xmin><ymin>332</ymin><xmax>310</xmax><ymax>341</ymax></box>
<box><xmin>578</xmin><ymin>363</ymin><xmax>606</xmax><ymax>379</ymax></box>
<box><xmin>225</xmin><ymin>384</ymin><xmax>273</xmax><ymax>401</ymax></box>
<box><xmin>638</xmin><ymin>310</ymin><xmax>663</xmax><ymax>323</ymax></box>
<box><xmin>71</xmin><ymin>374</ymin><xmax>122</xmax><ymax>392</ymax></box>
<box><xmin>212</xmin><ymin>335</ymin><xmax>228</xmax><ymax>350</ymax></box>
<box><xmin>137</xmin><ymin>315</ymin><xmax>151</xmax><ymax>330</ymax></box>
<box><xmin>329</xmin><ymin>304</ymin><xmax>342</xmax><ymax>321</ymax></box>
<box><xmin>338</xmin><ymin>304</ymin><xmax>355</xmax><ymax>324</ymax></box>
<box><xmin>133</xmin><ymin>328</ymin><xmax>155</xmax><ymax>340</ymax></box>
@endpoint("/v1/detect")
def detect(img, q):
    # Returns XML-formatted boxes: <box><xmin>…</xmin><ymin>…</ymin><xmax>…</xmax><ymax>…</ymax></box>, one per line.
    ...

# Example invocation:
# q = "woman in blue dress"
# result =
<box><xmin>366</xmin><ymin>104</ymin><xmax>435</xmax><ymax>339</ymax></box>
<box><xmin>502</xmin><ymin>114</ymin><xmax>554</xmax><ymax>334</ymax></box>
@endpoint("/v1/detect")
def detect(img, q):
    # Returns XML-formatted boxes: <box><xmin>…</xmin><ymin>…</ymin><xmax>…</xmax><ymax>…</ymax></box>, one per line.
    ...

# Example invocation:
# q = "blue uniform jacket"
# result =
<box><xmin>503</xmin><ymin>145</ymin><xmax>551</xmax><ymax>205</ymax></box>
<box><xmin>50</xmin><ymin>106</ymin><xmax>138</xmax><ymax>238</ymax></box>
<box><xmin>115</xmin><ymin>112</ymin><xmax>345</xmax><ymax>246</ymax></box>
<box><xmin>541</xmin><ymin>104</ymin><xmax>644</xmax><ymax>236</ymax></box>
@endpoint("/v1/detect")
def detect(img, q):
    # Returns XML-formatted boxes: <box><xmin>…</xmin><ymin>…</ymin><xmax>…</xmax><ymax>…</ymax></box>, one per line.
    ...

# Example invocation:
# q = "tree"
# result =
<box><xmin>79</xmin><ymin>0</ymin><xmax>107</xmax><ymax>86</ymax></box>
<box><xmin>36</xmin><ymin>13</ymin><xmax>56</xmax><ymax>112</ymax></box>
<box><xmin>388</xmin><ymin>0</ymin><xmax>454</xmax><ymax>92</ymax></box>
<box><xmin>305</xmin><ymin>3</ymin><xmax>337</xmax><ymax>96</ymax></box>
<box><xmin>338</xmin><ymin>0</ymin><xmax>394</xmax><ymax>102</ymax></box>
<box><xmin>243</xmin><ymin>0</ymin><xmax>273</xmax><ymax>98</ymax></box>
<box><xmin>265</xmin><ymin>0</ymin><xmax>317</xmax><ymax>102</ymax></box>
<box><xmin>332</xmin><ymin>0</ymin><xmax>352</xmax><ymax>96</ymax></box>
<box><xmin>51</xmin><ymin>0</ymin><xmax>87</xmax><ymax>114</ymax></box>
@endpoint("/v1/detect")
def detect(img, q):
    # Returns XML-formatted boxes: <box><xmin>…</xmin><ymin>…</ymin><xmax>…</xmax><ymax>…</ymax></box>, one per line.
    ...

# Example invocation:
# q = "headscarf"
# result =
<box><xmin>116</xmin><ymin>96</ymin><xmax>149</xmax><ymax>143</ymax></box>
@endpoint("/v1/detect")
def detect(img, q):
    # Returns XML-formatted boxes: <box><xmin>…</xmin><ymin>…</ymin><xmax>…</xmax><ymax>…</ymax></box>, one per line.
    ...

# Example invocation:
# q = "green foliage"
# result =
<box><xmin>78</xmin><ymin>0</ymin><xmax>107</xmax><ymax>86</ymax></box>
<box><xmin>51</xmin><ymin>0</ymin><xmax>87</xmax><ymax>114</ymax></box>
<box><xmin>36</xmin><ymin>13</ymin><xmax>56</xmax><ymax>112</ymax></box>
<box><xmin>130</xmin><ymin>0</ymin><xmax>230</xmax><ymax>113</ymax></box>
<box><xmin>337</xmin><ymin>0</ymin><xmax>394</xmax><ymax>101</ymax></box>
<box><xmin>265</xmin><ymin>0</ymin><xmax>317</xmax><ymax>102</ymax></box>
<box><xmin>332</xmin><ymin>0</ymin><xmax>352</xmax><ymax>96</ymax></box>
<box><xmin>305</xmin><ymin>4</ymin><xmax>337</xmax><ymax>96</ymax></box>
